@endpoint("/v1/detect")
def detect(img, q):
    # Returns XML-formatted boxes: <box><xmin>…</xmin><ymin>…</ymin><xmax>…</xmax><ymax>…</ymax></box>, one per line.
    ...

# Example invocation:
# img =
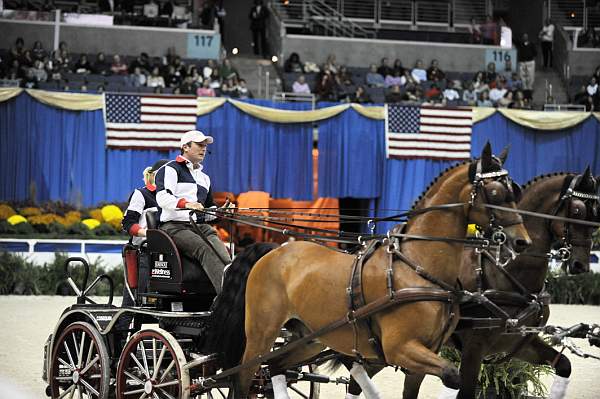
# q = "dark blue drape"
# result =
<box><xmin>317</xmin><ymin>108</ymin><xmax>385</xmax><ymax>198</ymax></box>
<box><xmin>472</xmin><ymin>113</ymin><xmax>600</xmax><ymax>183</ymax></box>
<box><xmin>196</xmin><ymin>100</ymin><xmax>314</xmax><ymax>200</ymax></box>
<box><xmin>0</xmin><ymin>93</ymin><xmax>106</xmax><ymax>206</ymax></box>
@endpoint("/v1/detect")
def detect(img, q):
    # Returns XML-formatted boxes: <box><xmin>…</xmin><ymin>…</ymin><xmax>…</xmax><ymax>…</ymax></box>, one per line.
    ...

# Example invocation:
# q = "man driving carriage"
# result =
<box><xmin>154</xmin><ymin>130</ymin><xmax>232</xmax><ymax>294</ymax></box>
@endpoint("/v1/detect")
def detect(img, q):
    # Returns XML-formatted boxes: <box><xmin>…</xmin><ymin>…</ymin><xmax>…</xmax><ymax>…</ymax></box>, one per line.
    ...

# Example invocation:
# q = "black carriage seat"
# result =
<box><xmin>139</xmin><ymin>211</ymin><xmax>217</xmax><ymax>310</ymax></box>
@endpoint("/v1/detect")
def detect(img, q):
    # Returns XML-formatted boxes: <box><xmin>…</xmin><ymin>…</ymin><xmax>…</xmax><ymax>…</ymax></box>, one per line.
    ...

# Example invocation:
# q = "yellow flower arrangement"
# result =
<box><xmin>0</xmin><ymin>204</ymin><xmax>16</xmax><ymax>220</ymax></box>
<box><xmin>27</xmin><ymin>214</ymin><xmax>60</xmax><ymax>225</ymax></box>
<box><xmin>20</xmin><ymin>207</ymin><xmax>42</xmax><ymax>217</ymax></box>
<box><xmin>101</xmin><ymin>205</ymin><xmax>124</xmax><ymax>222</ymax></box>
<box><xmin>82</xmin><ymin>218</ymin><xmax>101</xmax><ymax>230</ymax></box>
<box><xmin>7</xmin><ymin>215</ymin><xmax>28</xmax><ymax>225</ymax></box>
<box><xmin>89</xmin><ymin>209</ymin><xmax>104</xmax><ymax>222</ymax></box>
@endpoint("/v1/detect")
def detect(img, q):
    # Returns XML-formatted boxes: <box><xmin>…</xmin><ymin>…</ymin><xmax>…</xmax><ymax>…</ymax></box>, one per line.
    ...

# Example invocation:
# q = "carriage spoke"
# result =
<box><xmin>85</xmin><ymin>337</ymin><xmax>95</xmax><ymax>367</ymax></box>
<box><xmin>156</xmin><ymin>388</ymin><xmax>176</xmax><ymax>399</ymax></box>
<box><xmin>152</xmin><ymin>393</ymin><xmax>160</xmax><ymax>399</ymax></box>
<box><xmin>137</xmin><ymin>392</ymin><xmax>148</xmax><ymax>399</ymax></box>
<box><xmin>130</xmin><ymin>351</ymin><xmax>150</xmax><ymax>379</ymax></box>
<box><xmin>124</xmin><ymin>370</ymin><xmax>145</xmax><ymax>385</ymax></box>
<box><xmin>152</xmin><ymin>345</ymin><xmax>167</xmax><ymax>380</ymax></box>
<box><xmin>72</xmin><ymin>333</ymin><xmax>81</xmax><ymax>366</ymax></box>
<box><xmin>58</xmin><ymin>357</ymin><xmax>75</xmax><ymax>371</ymax></box>
<box><xmin>80</xmin><ymin>378</ymin><xmax>100</xmax><ymax>397</ymax></box>
<box><xmin>154</xmin><ymin>380</ymin><xmax>178</xmax><ymax>389</ymax></box>
<box><xmin>80</xmin><ymin>355</ymin><xmax>100</xmax><ymax>375</ymax></box>
<box><xmin>123</xmin><ymin>387</ymin><xmax>146</xmax><ymax>395</ymax></box>
<box><xmin>76</xmin><ymin>385</ymin><xmax>83</xmax><ymax>399</ymax></box>
<box><xmin>289</xmin><ymin>384</ymin><xmax>309</xmax><ymax>399</ymax></box>
<box><xmin>140</xmin><ymin>341</ymin><xmax>149</xmax><ymax>378</ymax></box>
<box><xmin>152</xmin><ymin>338</ymin><xmax>157</xmax><ymax>376</ymax></box>
<box><xmin>64</xmin><ymin>341</ymin><xmax>76</xmax><ymax>369</ymax></box>
<box><xmin>54</xmin><ymin>376</ymin><xmax>73</xmax><ymax>381</ymax></box>
<box><xmin>68</xmin><ymin>384</ymin><xmax>76</xmax><ymax>399</ymax></box>
<box><xmin>78</xmin><ymin>332</ymin><xmax>87</xmax><ymax>368</ymax></box>
<box><xmin>158</xmin><ymin>360</ymin><xmax>175</xmax><ymax>383</ymax></box>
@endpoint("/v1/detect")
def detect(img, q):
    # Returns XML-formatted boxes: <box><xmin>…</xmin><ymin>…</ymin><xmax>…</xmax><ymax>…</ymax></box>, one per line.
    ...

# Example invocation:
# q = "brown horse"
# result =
<box><xmin>205</xmin><ymin>143</ymin><xmax>532</xmax><ymax>397</ymax></box>
<box><xmin>399</xmin><ymin>168</ymin><xmax>600</xmax><ymax>399</ymax></box>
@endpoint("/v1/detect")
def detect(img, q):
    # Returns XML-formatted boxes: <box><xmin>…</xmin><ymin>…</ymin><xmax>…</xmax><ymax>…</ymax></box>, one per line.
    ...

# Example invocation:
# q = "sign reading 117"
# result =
<box><xmin>194</xmin><ymin>35</ymin><xmax>213</xmax><ymax>47</ymax></box>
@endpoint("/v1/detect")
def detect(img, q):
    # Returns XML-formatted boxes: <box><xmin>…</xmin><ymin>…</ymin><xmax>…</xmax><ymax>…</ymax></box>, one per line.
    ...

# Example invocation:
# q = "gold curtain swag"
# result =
<box><xmin>0</xmin><ymin>88</ymin><xmax>104</xmax><ymax>110</ymax></box>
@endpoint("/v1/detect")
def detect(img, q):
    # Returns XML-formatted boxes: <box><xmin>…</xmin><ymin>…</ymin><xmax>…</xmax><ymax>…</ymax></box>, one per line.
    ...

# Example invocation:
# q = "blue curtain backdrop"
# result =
<box><xmin>196</xmin><ymin>100</ymin><xmax>314</xmax><ymax>200</ymax></box>
<box><xmin>317</xmin><ymin>107</ymin><xmax>385</xmax><ymax>198</ymax></box>
<box><xmin>0</xmin><ymin>93</ymin><xmax>106</xmax><ymax>206</ymax></box>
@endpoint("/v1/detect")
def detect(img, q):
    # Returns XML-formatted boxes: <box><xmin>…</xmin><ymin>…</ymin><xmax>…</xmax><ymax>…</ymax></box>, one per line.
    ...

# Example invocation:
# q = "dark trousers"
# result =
<box><xmin>542</xmin><ymin>41</ymin><xmax>553</xmax><ymax>68</ymax></box>
<box><xmin>160</xmin><ymin>222</ymin><xmax>230</xmax><ymax>294</ymax></box>
<box><xmin>252</xmin><ymin>28</ymin><xmax>268</xmax><ymax>57</ymax></box>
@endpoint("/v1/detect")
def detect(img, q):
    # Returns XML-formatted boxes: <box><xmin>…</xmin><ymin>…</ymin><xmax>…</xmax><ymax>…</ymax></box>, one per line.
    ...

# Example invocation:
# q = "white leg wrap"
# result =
<box><xmin>350</xmin><ymin>362</ymin><xmax>382</xmax><ymax>399</ymax></box>
<box><xmin>344</xmin><ymin>394</ymin><xmax>361</xmax><ymax>399</ymax></box>
<box><xmin>437</xmin><ymin>385</ymin><xmax>459</xmax><ymax>399</ymax></box>
<box><xmin>271</xmin><ymin>374</ymin><xmax>291</xmax><ymax>399</ymax></box>
<box><xmin>548</xmin><ymin>375</ymin><xmax>570</xmax><ymax>399</ymax></box>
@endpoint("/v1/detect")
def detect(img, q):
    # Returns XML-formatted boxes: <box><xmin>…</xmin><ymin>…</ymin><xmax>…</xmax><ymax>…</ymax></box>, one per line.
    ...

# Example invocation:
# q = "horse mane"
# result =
<box><xmin>521</xmin><ymin>172</ymin><xmax>570</xmax><ymax>191</ymax></box>
<box><xmin>410</xmin><ymin>160</ymin><xmax>472</xmax><ymax>211</ymax></box>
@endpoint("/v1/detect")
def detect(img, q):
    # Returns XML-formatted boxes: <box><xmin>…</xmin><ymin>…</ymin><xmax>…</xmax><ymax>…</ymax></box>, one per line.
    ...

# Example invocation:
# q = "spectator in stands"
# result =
<box><xmin>385</xmin><ymin>85</ymin><xmax>403</xmax><ymax>103</ymax></box>
<box><xmin>153</xmin><ymin>86</ymin><xmax>164</xmax><ymax>94</ymax></box>
<box><xmin>238</xmin><ymin>79</ymin><xmax>253</xmax><ymax>99</ymax></box>
<box><xmin>7</xmin><ymin>59</ymin><xmax>24</xmax><ymax>81</ymax></box>
<box><xmin>74</xmin><ymin>54</ymin><xmax>92</xmax><ymax>75</ymax></box>
<box><xmin>26</xmin><ymin>59</ymin><xmax>47</xmax><ymax>86</ymax></box>
<box><xmin>337</xmin><ymin>66</ymin><xmax>353</xmax><ymax>86</ymax></box>
<box><xmin>144</xmin><ymin>0</ymin><xmax>159</xmax><ymax>18</ymax></box>
<box><xmin>425</xmin><ymin>83</ymin><xmax>442</xmax><ymax>102</ymax></box>
<box><xmin>538</xmin><ymin>18</ymin><xmax>555</xmax><ymax>69</ymax></box>
<box><xmin>315</xmin><ymin>72</ymin><xmax>336</xmax><ymax>101</ymax></box>
<box><xmin>427</xmin><ymin>59</ymin><xmax>445</xmax><ymax>82</ymax></box>
<box><xmin>481</xmin><ymin>15</ymin><xmax>498</xmax><ymax>45</ymax></box>
<box><xmin>80</xmin><ymin>84</ymin><xmax>88</xmax><ymax>93</ymax></box>
<box><xmin>489</xmin><ymin>79</ymin><xmax>508</xmax><ymax>105</ymax></box>
<box><xmin>385</xmin><ymin>69</ymin><xmax>405</xmax><ymax>88</ymax></box>
<box><xmin>349</xmin><ymin>85</ymin><xmax>372</xmax><ymax>104</ymax></box>
<box><xmin>462</xmin><ymin>81</ymin><xmax>477</xmax><ymax>106</ymax></box>
<box><xmin>292</xmin><ymin>75</ymin><xmax>311</xmax><ymax>94</ymax></box>
<box><xmin>411</xmin><ymin>59</ymin><xmax>427</xmax><ymax>83</ymax></box>
<box><xmin>165</xmin><ymin>65</ymin><xmax>182</xmax><ymax>87</ymax></box>
<box><xmin>249</xmin><ymin>0</ymin><xmax>269</xmax><ymax>58</ymax></box>
<box><xmin>9</xmin><ymin>37</ymin><xmax>25</xmax><ymax>64</ymax></box>
<box><xmin>188</xmin><ymin>66</ymin><xmax>203</xmax><ymax>89</ymax></box>
<box><xmin>587</xmin><ymin>76</ymin><xmax>598</xmax><ymax>98</ymax></box>
<box><xmin>129</xmin><ymin>52</ymin><xmax>151</xmax><ymax>75</ymax></box>
<box><xmin>220</xmin><ymin>80</ymin><xmax>236</xmax><ymax>98</ymax></box>
<box><xmin>93</xmin><ymin>52</ymin><xmax>111</xmax><ymax>76</ymax></box>
<box><xmin>377</xmin><ymin>57</ymin><xmax>393</xmax><ymax>78</ymax></box>
<box><xmin>171</xmin><ymin>56</ymin><xmax>187</xmax><ymax>79</ymax></box>
<box><xmin>111</xmin><ymin>55</ymin><xmax>128</xmax><ymax>75</ymax></box>
<box><xmin>468</xmin><ymin>17</ymin><xmax>482</xmax><ymax>44</ymax></box>
<box><xmin>443</xmin><ymin>80</ymin><xmax>460</xmax><ymax>103</ymax></box>
<box><xmin>506</xmin><ymin>72</ymin><xmax>523</xmax><ymax>91</ymax></box>
<box><xmin>497</xmin><ymin>90</ymin><xmax>514</xmax><ymax>108</ymax></box>
<box><xmin>323</xmin><ymin>54</ymin><xmax>339</xmax><ymax>75</ymax></box>
<box><xmin>31</xmin><ymin>41</ymin><xmax>46</xmax><ymax>61</ymax></box>
<box><xmin>203</xmin><ymin>59</ymin><xmax>216</xmax><ymax>80</ymax></box>
<box><xmin>477</xmin><ymin>90</ymin><xmax>493</xmax><ymax>107</ymax></box>
<box><xmin>219</xmin><ymin>58</ymin><xmax>238</xmax><ymax>80</ymax></box>
<box><xmin>284</xmin><ymin>52</ymin><xmax>304</xmax><ymax>73</ymax></box>
<box><xmin>20</xmin><ymin>50</ymin><xmax>34</xmax><ymax>69</ymax></box>
<box><xmin>392</xmin><ymin>58</ymin><xmax>405</xmax><ymax>75</ymax></box>
<box><xmin>366</xmin><ymin>63</ymin><xmax>384</xmax><ymax>88</ymax></box>
<box><xmin>179</xmin><ymin>76</ymin><xmax>196</xmax><ymax>94</ymax></box>
<box><xmin>47</xmin><ymin>58</ymin><xmax>62</xmax><ymax>82</ymax></box>
<box><xmin>129</xmin><ymin>67</ymin><xmax>147</xmax><ymax>87</ymax></box>
<box><xmin>482</xmin><ymin>62</ymin><xmax>497</xmax><ymax>85</ymax></box>
<box><xmin>517</xmin><ymin>33</ymin><xmax>537</xmax><ymax>92</ymax></box>
<box><xmin>97</xmin><ymin>85</ymin><xmax>106</xmax><ymax>94</ymax></box>
<box><xmin>472</xmin><ymin>71</ymin><xmax>489</xmax><ymax>93</ymax></box>
<box><xmin>173</xmin><ymin>87</ymin><xmax>182</xmax><ymax>95</ymax></box>
<box><xmin>209</xmin><ymin>68</ymin><xmax>222</xmax><ymax>89</ymax></box>
<box><xmin>147</xmin><ymin>66</ymin><xmax>166</xmax><ymax>88</ymax></box>
<box><xmin>197</xmin><ymin>79</ymin><xmax>216</xmax><ymax>97</ymax></box>
<box><xmin>513</xmin><ymin>90</ymin><xmax>530</xmax><ymax>109</ymax></box>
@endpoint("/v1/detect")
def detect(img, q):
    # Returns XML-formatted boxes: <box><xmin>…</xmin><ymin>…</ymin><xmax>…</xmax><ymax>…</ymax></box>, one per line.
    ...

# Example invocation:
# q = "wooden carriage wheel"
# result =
<box><xmin>116</xmin><ymin>327</ymin><xmax>190</xmax><ymax>399</ymax></box>
<box><xmin>49</xmin><ymin>321</ymin><xmax>111</xmax><ymax>399</ymax></box>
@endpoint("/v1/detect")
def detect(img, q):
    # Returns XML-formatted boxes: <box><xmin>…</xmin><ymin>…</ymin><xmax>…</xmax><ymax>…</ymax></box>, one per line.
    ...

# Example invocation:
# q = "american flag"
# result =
<box><xmin>385</xmin><ymin>104</ymin><xmax>473</xmax><ymax>160</ymax></box>
<box><xmin>105</xmin><ymin>94</ymin><xmax>198</xmax><ymax>150</ymax></box>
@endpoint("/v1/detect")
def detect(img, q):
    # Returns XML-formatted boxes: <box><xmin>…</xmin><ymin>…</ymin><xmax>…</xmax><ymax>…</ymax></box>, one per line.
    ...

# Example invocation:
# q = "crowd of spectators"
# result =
<box><xmin>570</xmin><ymin>66</ymin><xmax>600</xmax><ymax>111</ymax></box>
<box><xmin>0</xmin><ymin>37</ymin><xmax>252</xmax><ymax>98</ymax></box>
<box><xmin>284</xmin><ymin>52</ymin><xmax>533</xmax><ymax>109</ymax></box>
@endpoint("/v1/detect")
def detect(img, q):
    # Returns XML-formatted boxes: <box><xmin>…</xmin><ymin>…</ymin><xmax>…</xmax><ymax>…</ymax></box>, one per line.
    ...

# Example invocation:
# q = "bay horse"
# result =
<box><xmin>205</xmin><ymin>143</ymin><xmax>532</xmax><ymax>397</ymax></box>
<box><xmin>397</xmin><ymin>168</ymin><xmax>600</xmax><ymax>399</ymax></box>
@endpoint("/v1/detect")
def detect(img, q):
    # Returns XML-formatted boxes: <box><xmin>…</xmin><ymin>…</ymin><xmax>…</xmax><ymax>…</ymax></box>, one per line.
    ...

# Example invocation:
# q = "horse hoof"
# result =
<box><xmin>441</xmin><ymin>366</ymin><xmax>461</xmax><ymax>390</ymax></box>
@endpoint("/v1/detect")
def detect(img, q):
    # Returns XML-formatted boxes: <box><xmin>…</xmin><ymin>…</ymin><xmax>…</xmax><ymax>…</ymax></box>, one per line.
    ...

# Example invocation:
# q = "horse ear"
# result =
<box><xmin>480</xmin><ymin>142</ymin><xmax>493</xmax><ymax>169</ymax></box>
<box><xmin>497</xmin><ymin>145</ymin><xmax>510</xmax><ymax>165</ymax></box>
<box><xmin>581</xmin><ymin>165</ymin><xmax>592</xmax><ymax>183</ymax></box>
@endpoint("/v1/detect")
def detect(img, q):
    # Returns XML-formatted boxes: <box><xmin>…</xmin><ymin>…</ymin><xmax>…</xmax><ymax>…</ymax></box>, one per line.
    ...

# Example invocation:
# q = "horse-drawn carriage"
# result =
<box><xmin>41</xmin><ymin>145</ymin><xmax>600</xmax><ymax>399</ymax></box>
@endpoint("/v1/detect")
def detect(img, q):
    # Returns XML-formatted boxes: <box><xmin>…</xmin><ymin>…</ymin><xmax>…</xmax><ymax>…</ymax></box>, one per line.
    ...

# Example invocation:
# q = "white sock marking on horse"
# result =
<box><xmin>344</xmin><ymin>393</ymin><xmax>361</xmax><ymax>399</ymax></box>
<box><xmin>350</xmin><ymin>362</ymin><xmax>382</xmax><ymax>399</ymax></box>
<box><xmin>548</xmin><ymin>375</ymin><xmax>570</xmax><ymax>399</ymax></box>
<box><xmin>437</xmin><ymin>385</ymin><xmax>459</xmax><ymax>399</ymax></box>
<box><xmin>271</xmin><ymin>374</ymin><xmax>291</xmax><ymax>399</ymax></box>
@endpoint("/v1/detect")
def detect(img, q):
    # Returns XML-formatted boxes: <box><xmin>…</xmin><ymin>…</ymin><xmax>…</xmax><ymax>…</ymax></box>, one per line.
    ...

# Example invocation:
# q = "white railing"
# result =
<box><xmin>272</xmin><ymin>92</ymin><xmax>316</xmax><ymax>107</ymax></box>
<box><xmin>543</xmin><ymin>104</ymin><xmax>587</xmax><ymax>111</ymax></box>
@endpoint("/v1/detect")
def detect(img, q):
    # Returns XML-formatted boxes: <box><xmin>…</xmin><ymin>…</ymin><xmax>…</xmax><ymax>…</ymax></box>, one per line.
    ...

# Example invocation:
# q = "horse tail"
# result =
<box><xmin>204</xmin><ymin>243</ymin><xmax>278</xmax><ymax>368</ymax></box>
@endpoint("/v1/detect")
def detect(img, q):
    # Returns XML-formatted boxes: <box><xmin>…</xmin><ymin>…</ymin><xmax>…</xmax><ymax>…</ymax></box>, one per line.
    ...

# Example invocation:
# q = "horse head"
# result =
<box><xmin>464</xmin><ymin>143</ymin><xmax>531</xmax><ymax>256</ymax></box>
<box><xmin>549</xmin><ymin>167</ymin><xmax>600</xmax><ymax>274</ymax></box>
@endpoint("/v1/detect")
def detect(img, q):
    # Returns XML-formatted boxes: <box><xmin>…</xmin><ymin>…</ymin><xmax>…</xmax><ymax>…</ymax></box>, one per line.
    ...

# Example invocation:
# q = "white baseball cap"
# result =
<box><xmin>179</xmin><ymin>130</ymin><xmax>214</xmax><ymax>148</ymax></box>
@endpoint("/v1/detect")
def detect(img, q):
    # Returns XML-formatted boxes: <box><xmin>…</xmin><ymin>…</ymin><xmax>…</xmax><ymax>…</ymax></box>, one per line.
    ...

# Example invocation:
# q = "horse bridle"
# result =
<box><xmin>547</xmin><ymin>174</ymin><xmax>600</xmax><ymax>265</ymax></box>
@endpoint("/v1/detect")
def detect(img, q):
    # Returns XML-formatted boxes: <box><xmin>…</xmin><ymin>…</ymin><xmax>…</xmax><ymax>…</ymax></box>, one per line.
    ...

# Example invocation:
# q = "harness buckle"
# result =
<box><xmin>557</xmin><ymin>247</ymin><xmax>572</xmax><ymax>262</ymax></box>
<box><xmin>367</xmin><ymin>219</ymin><xmax>376</xmax><ymax>234</ymax></box>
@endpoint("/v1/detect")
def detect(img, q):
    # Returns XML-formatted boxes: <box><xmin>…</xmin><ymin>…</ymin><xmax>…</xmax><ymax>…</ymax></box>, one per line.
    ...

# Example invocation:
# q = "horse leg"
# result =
<box><xmin>455</xmin><ymin>342</ymin><xmax>485</xmax><ymax>399</ymax></box>
<box><xmin>344</xmin><ymin>362</ymin><xmax>384</xmax><ymax>399</ymax></box>
<box><xmin>402</xmin><ymin>373</ymin><xmax>425</xmax><ymax>399</ymax></box>
<box><xmin>514</xmin><ymin>336</ymin><xmax>572</xmax><ymax>399</ymax></box>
